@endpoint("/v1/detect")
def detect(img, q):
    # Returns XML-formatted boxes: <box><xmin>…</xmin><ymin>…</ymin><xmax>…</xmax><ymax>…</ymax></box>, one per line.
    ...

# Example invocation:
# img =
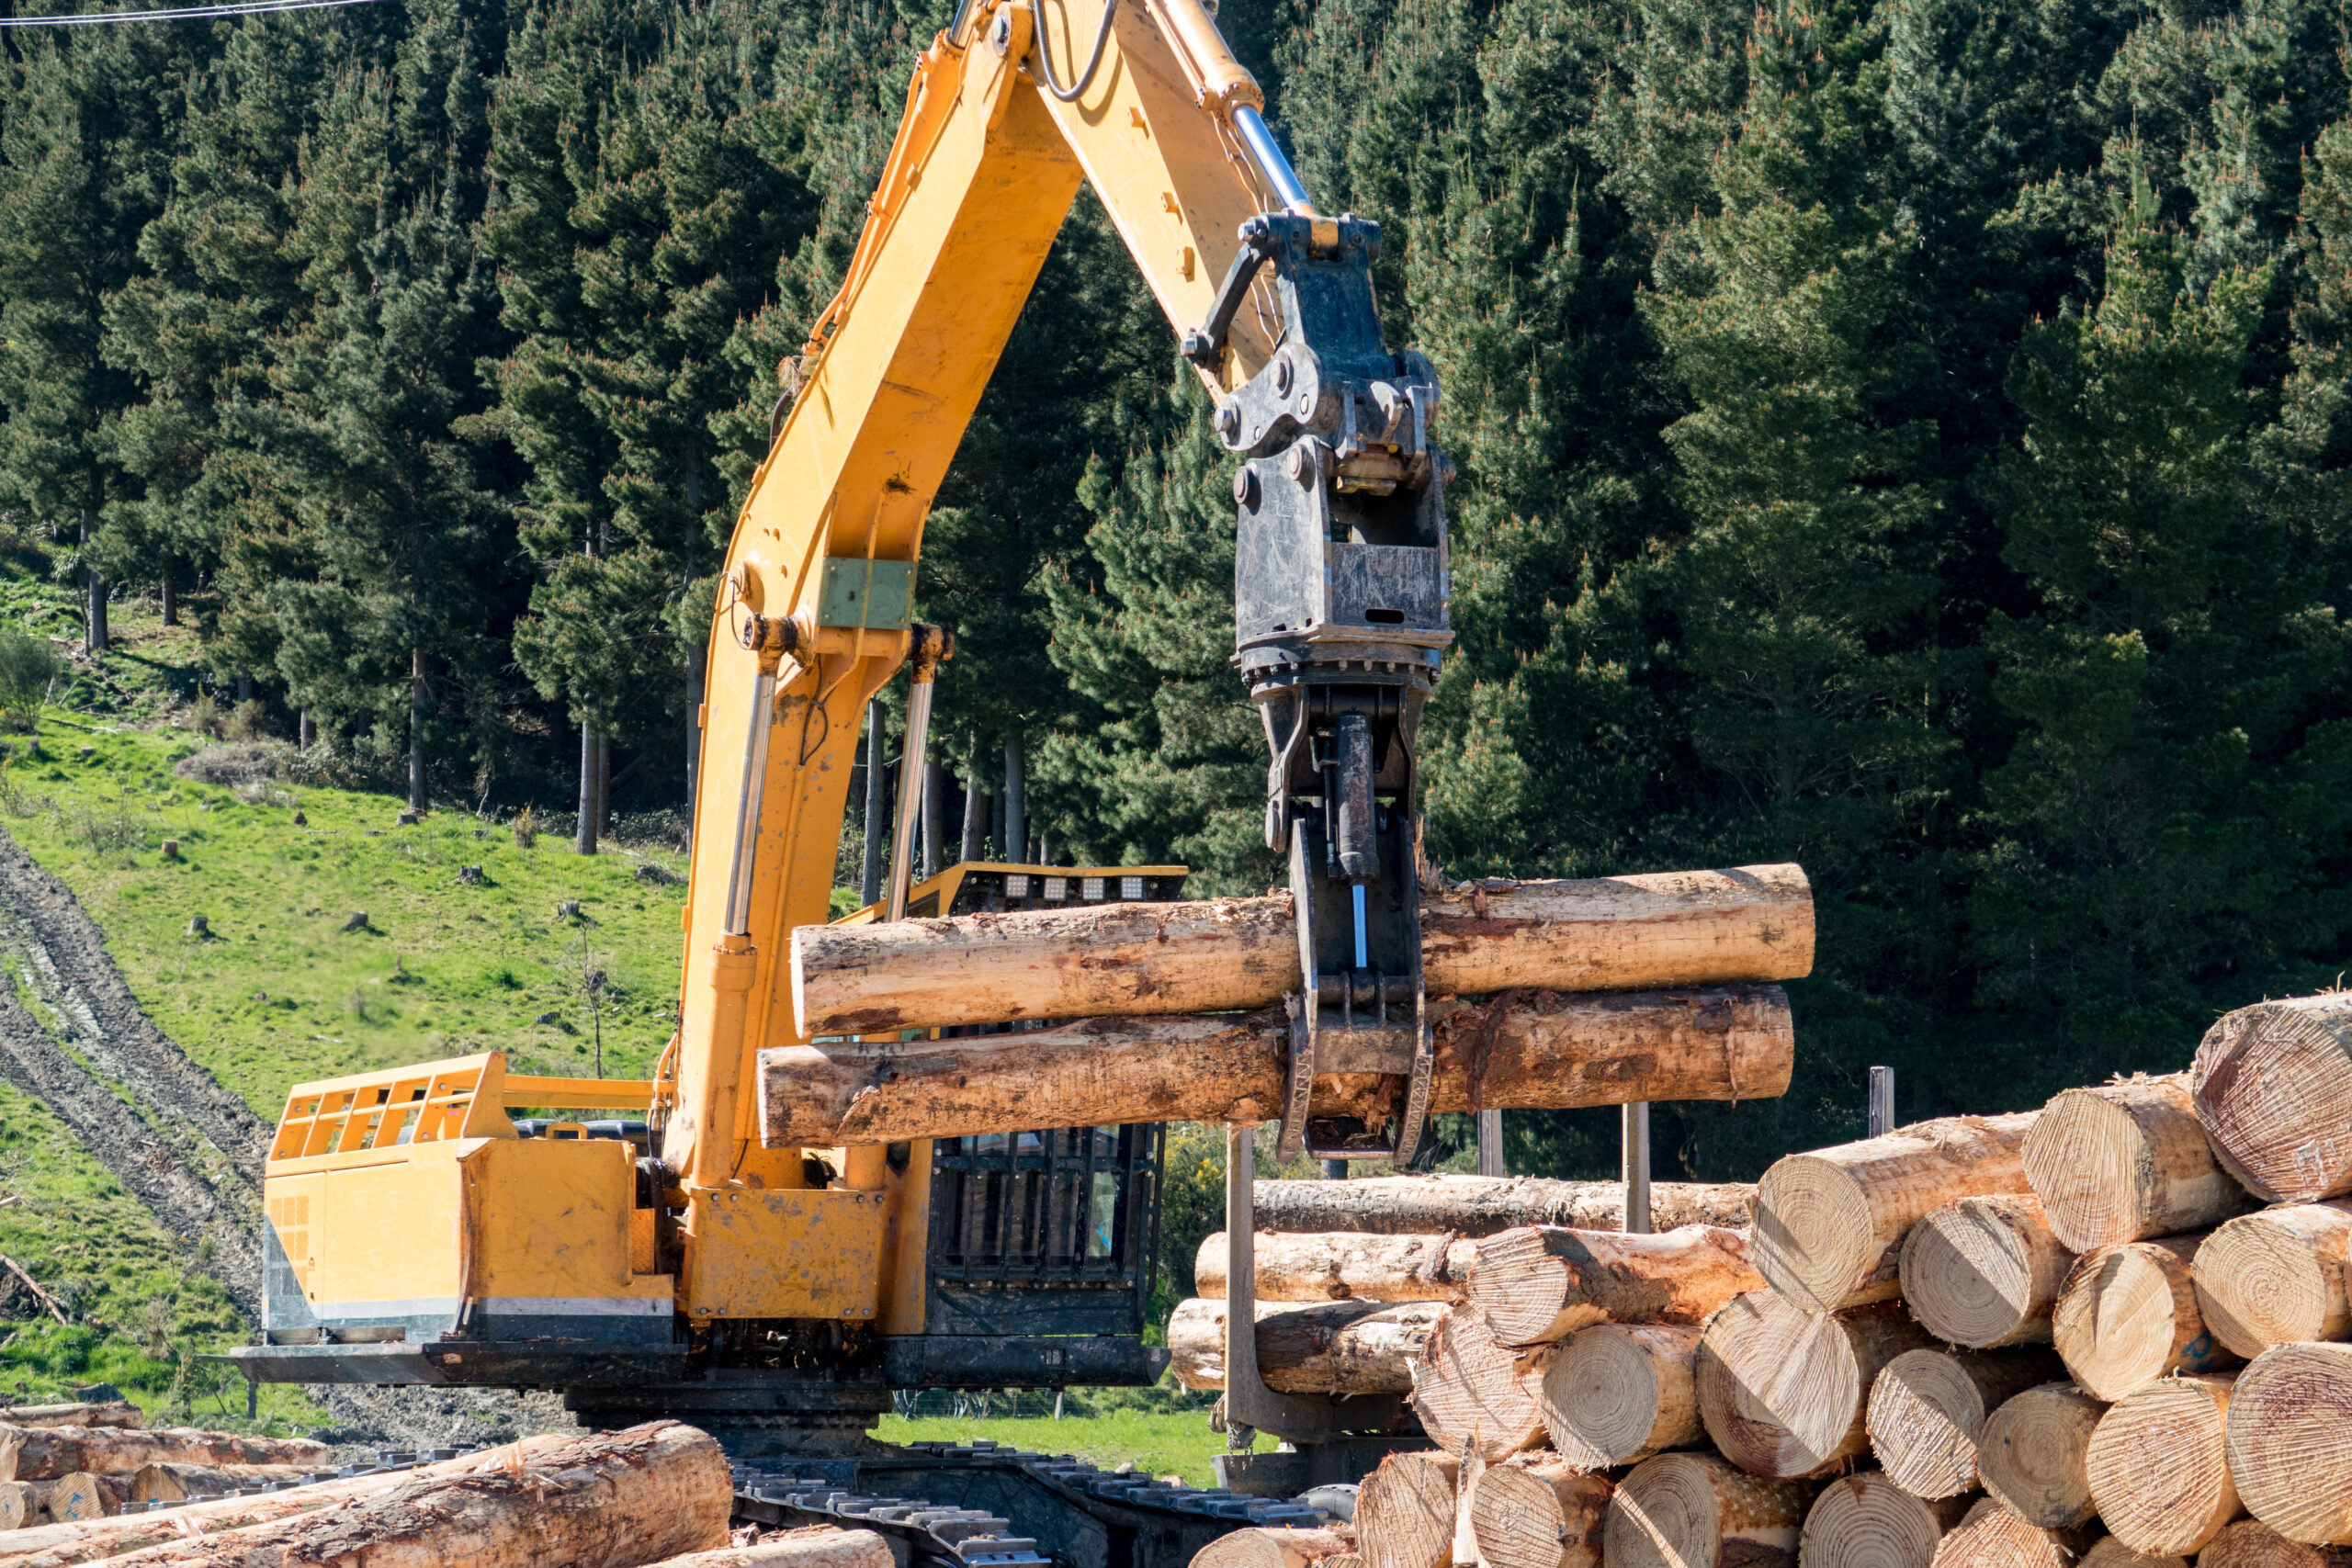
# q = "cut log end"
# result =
<box><xmin>1467</xmin><ymin>1457</ymin><xmax>1611</xmax><ymax>1568</ymax></box>
<box><xmin>1190</xmin><ymin>1526</ymin><xmax>1362</xmax><ymax>1568</ymax></box>
<box><xmin>2052</xmin><ymin>1235</ymin><xmax>2238</xmax><ymax>1402</ymax></box>
<box><xmin>2222</xmin><ymin>1340</ymin><xmax>2352</xmax><ymax>1547</ymax></box>
<box><xmin>2189</xmin><ymin>1201</ymin><xmax>2352</xmax><ymax>1359</ymax></box>
<box><xmin>1536</xmin><ymin>1324</ymin><xmax>1702</xmax><ymax>1470</ymax></box>
<box><xmin>1800</xmin><ymin>1473</ymin><xmax>1967</xmax><ymax>1568</ymax></box>
<box><xmin>1359</xmin><ymin>1452</ymin><xmax>1462</xmax><ymax>1568</ymax></box>
<box><xmin>1409</xmin><ymin>1307</ymin><xmax>1548</xmax><ymax>1462</ymax></box>
<box><xmin>2190</xmin><ymin>994</ymin><xmax>2352</xmax><ymax>1203</ymax></box>
<box><xmin>2084</xmin><ymin>1375</ymin><xmax>2240</xmax><ymax>1559</ymax></box>
<box><xmin>1978</xmin><ymin>1382</ymin><xmax>2106</xmax><ymax>1530</ymax></box>
<box><xmin>1929</xmin><ymin>1497</ymin><xmax>2098</xmax><ymax>1568</ymax></box>
<box><xmin>1899</xmin><ymin>1195</ymin><xmax>2075</xmax><ymax>1350</ymax></box>
<box><xmin>1698</xmin><ymin>1292</ymin><xmax>1931</xmax><ymax>1481</ymax></box>
<box><xmin>1604</xmin><ymin>1452</ymin><xmax>1811</xmax><ymax>1568</ymax></box>
<box><xmin>2082</xmin><ymin>1538</ymin><xmax>2187</xmax><ymax>1568</ymax></box>
<box><xmin>1867</xmin><ymin>1348</ymin><xmax>2063</xmax><ymax>1501</ymax></box>
<box><xmin>2024</xmin><ymin>1076</ymin><xmax>2253</xmax><ymax>1255</ymax></box>
<box><xmin>2196</xmin><ymin>1521</ymin><xmax>2352</xmax><ymax>1568</ymax></box>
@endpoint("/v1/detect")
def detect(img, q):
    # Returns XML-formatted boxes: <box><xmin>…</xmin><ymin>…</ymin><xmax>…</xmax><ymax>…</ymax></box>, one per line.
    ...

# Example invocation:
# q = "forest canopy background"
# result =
<box><xmin>3</xmin><ymin>0</ymin><xmax>2350</xmax><ymax>1179</ymax></box>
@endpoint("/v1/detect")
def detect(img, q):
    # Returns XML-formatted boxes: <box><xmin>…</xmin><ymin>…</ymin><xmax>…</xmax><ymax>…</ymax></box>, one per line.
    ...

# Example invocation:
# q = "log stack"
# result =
<box><xmin>0</xmin><ymin>1420</ymin><xmax>329</xmax><ymax>1526</ymax></box>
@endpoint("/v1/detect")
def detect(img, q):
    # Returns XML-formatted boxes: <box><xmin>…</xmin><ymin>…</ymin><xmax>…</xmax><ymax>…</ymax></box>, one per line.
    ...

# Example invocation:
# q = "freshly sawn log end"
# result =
<box><xmin>1977</xmin><ymin>1382</ymin><xmax>2106</xmax><ymax>1530</ymax></box>
<box><xmin>2083</xmin><ymin>1374</ymin><xmax>2241</xmax><ymax>1558</ymax></box>
<box><xmin>1604</xmin><ymin>1451</ymin><xmax>1812</xmax><ymax>1568</ymax></box>
<box><xmin>1800</xmin><ymin>1474</ymin><xmax>1969</xmax><ymax>1568</ymax></box>
<box><xmin>1535</xmin><ymin>1323</ymin><xmax>1703</xmax><ymax>1469</ymax></box>
<box><xmin>2197</xmin><ymin>1521</ymin><xmax>2352</xmax><ymax>1568</ymax></box>
<box><xmin>1358</xmin><ymin>1451</ymin><xmax>1462</xmax><ymax>1568</ymax></box>
<box><xmin>1467</xmin><ymin>1455</ymin><xmax>1611</xmax><ymax>1568</ymax></box>
<box><xmin>2222</xmin><ymin>1339</ymin><xmax>2352</xmax><ymax>1547</ymax></box>
<box><xmin>2189</xmin><ymin>992</ymin><xmax>2352</xmax><ymax>1203</ymax></box>
<box><xmin>1931</xmin><ymin>1498</ymin><xmax>2098</xmax><ymax>1568</ymax></box>
<box><xmin>2023</xmin><ymin>1074</ymin><xmax>2255</xmax><ymax>1255</ymax></box>
<box><xmin>2189</xmin><ymin>1201</ymin><xmax>2352</xmax><ymax>1358</ymax></box>
<box><xmin>1408</xmin><ymin>1306</ymin><xmax>1549</xmax><ymax>1461</ymax></box>
<box><xmin>2051</xmin><ymin>1234</ymin><xmax>2239</xmax><ymax>1401</ymax></box>
<box><xmin>1865</xmin><ymin>1346</ymin><xmax>2064</xmax><ymax>1500</ymax></box>
<box><xmin>1898</xmin><ymin>1194</ymin><xmax>2075</xmax><ymax>1349</ymax></box>
<box><xmin>1696</xmin><ymin>1292</ymin><xmax>1933</xmax><ymax>1480</ymax></box>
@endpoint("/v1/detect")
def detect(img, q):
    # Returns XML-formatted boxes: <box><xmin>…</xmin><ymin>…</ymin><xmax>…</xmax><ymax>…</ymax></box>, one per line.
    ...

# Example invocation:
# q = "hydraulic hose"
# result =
<box><xmin>1030</xmin><ymin>0</ymin><xmax>1120</xmax><ymax>102</ymax></box>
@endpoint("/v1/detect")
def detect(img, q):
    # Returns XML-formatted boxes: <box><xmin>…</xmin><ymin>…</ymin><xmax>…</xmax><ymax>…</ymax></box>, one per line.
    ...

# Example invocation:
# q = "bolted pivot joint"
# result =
<box><xmin>908</xmin><ymin>622</ymin><xmax>955</xmax><ymax>683</ymax></box>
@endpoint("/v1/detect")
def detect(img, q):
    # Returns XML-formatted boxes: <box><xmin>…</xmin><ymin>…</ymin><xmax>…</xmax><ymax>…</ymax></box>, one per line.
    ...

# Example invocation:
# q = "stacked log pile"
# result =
<box><xmin>1188</xmin><ymin>987</ymin><xmax>2352</xmax><ymax>1568</ymax></box>
<box><xmin>0</xmin><ymin>1406</ymin><xmax>329</xmax><ymax>1529</ymax></box>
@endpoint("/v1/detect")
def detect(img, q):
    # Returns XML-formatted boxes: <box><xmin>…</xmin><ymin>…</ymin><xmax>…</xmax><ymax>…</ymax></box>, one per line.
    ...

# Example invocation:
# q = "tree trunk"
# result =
<box><xmin>1898</xmin><ymin>1194</ymin><xmax>2075</xmax><ymax>1349</ymax></box>
<box><xmin>1929</xmin><ymin>1498</ymin><xmax>2098</xmax><ymax>1568</ymax></box>
<box><xmin>128</xmin><ymin>1462</ymin><xmax>312</xmax><ymax>1504</ymax></box>
<box><xmin>1190</xmin><ymin>1527</ymin><xmax>1361</xmax><ymax>1568</ymax></box>
<box><xmin>598</xmin><ymin>730</ymin><xmax>612</xmax><ymax>835</ymax></box>
<box><xmin>788</xmin><ymin>865</ymin><xmax>1814</xmax><ymax>1035</ymax></box>
<box><xmin>1358</xmin><ymin>1452</ymin><xmax>1459</xmax><ymax>1568</ymax></box>
<box><xmin>758</xmin><ymin>986</ymin><xmax>1792</xmax><ymax>1148</ymax></box>
<box><xmin>0</xmin><ymin>1404</ymin><xmax>139</xmax><ymax>1431</ymax></box>
<box><xmin>2222</xmin><ymin>1340</ymin><xmax>2352</xmax><ymax>1547</ymax></box>
<box><xmin>1408</xmin><ymin>1306</ymin><xmax>1549</xmax><ymax>1461</ymax></box>
<box><xmin>78</xmin><ymin>513</ymin><xmax>104</xmax><ymax>657</ymax></box>
<box><xmin>1002</xmin><ymin>731</ymin><xmax>1023</xmax><ymax>868</ymax></box>
<box><xmin>0</xmin><ymin>1440</ymin><xmax>553</xmax><ymax>1566</ymax></box>
<box><xmin>2052</xmin><ymin>1233</ymin><xmax>2238</xmax><ymax>1400</ymax></box>
<box><xmin>2192</xmin><ymin>1200</ymin><xmax>2352</xmax><ymax>1358</ymax></box>
<box><xmin>1167</xmin><ymin>1297</ymin><xmax>1442</xmax><ymax>1393</ymax></box>
<box><xmin>922</xmin><ymin>761</ymin><xmax>950</xmax><ymax>880</ymax></box>
<box><xmin>70</xmin><ymin>1421</ymin><xmax>727</xmax><ymax>1568</ymax></box>
<box><xmin>577</xmin><ymin>719</ymin><xmax>600</xmax><ymax>854</ymax></box>
<box><xmin>1977</xmin><ymin>1382</ymin><xmax>2106</xmax><ymax>1529</ymax></box>
<box><xmin>1752</xmin><ymin>1112</ymin><xmax>2041</xmax><ymax>1312</ymax></box>
<box><xmin>407</xmin><ymin>648</ymin><xmax>425</xmax><ymax>813</ymax></box>
<box><xmin>1193</xmin><ymin>1232</ymin><xmax>1477</xmax><ymax>1303</ymax></box>
<box><xmin>1602</xmin><ymin>1453</ymin><xmax>1809</xmax><ymax>1568</ymax></box>
<box><xmin>158</xmin><ymin>565</ymin><xmax>175</xmax><ymax>629</ymax></box>
<box><xmin>2199</xmin><ymin>1522</ymin><xmax>2352</xmax><ymax>1568</ymax></box>
<box><xmin>1863</xmin><ymin>1346</ymin><xmax>2064</xmax><ymax>1500</ymax></box>
<box><xmin>959</xmin><ymin>738</ymin><xmax>986</xmax><ymax>864</ymax></box>
<box><xmin>4</xmin><ymin>1427</ymin><xmax>325</xmax><ymax>1481</ymax></box>
<box><xmin>1249</xmin><ymin>1175</ymin><xmax>1756</xmax><ymax>1237</ymax></box>
<box><xmin>646</xmin><ymin>1527</ymin><xmax>898</xmax><ymax>1568</ymax></box>
<box><xmin>1468</xmin><ymin>1224</ymin><xmax>1760</xmax><ymax>1346</ymax></box>
<box><xmin>1695</xmin><ymin>1293</ymin><xmax>1935</xmax><ymax>1480</ymax></box>
<box><xmin>2083</xmin><ymin>1374</ymin><xmax>2240</xmax><ymax>1557</ymax></box>
<box><xmin>1467</xmin><ymin>1455</ymin><xmax>1611</xmax><ymax>1568</ymax></box>
<box><xmin>2191</xmin><ymin>993</ymin><xmax>2352</xmax><ymax>1203</ymax></box>
<box><xmin>862</xmin><ymin>701</ymin><xmax>887</xmax><ymax>905</ymax></box>
<box><xmin>2023</xmin><ymin>1073</ymin><xmax>2256</xmax><ymax>1254</ymax></box>
<box><xmin>1801</xmin><ymin>1475</ymin><xmax>1969</xmax><ymax>1568</ymax></box>
<box><xmin>298</xmin><ymin>706</ymin><xmax>314</xmax><ymax>751</ymax></box>
<box><xmin>1534</xmin><ymin>1323</ymin><xmax>1702</xmax><ymax>1468</ymax></box>
<box><xmin>685</xmin><ymin>636</ymin><xmax>707</xmax><ymax>816</ymax></box>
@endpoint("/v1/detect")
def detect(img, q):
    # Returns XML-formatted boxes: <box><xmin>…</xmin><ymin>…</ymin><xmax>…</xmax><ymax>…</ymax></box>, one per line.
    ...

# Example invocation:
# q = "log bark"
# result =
<box><xmin>126</xmin><ymin>1465</ymin><xmax>311</xmax><ymax>1505</ymax></box>
<box><xmin>1195</xmin><ymin>1233</ymin><xmax>1478</xmax><ymax>1303</ymax></box>
<box><xmin>2023</xmin><ymin>1075</ymin><xmax>2256</xmax><ymax>1254</ymax></box>
<box><xmin>1359</xmin><ymin>1452</ymin><xmax>1461</xmax><ymax>1568</ymax></box>
<box><xmin>1977</xmin><ymin>1383</ymin><xmax>2106</xmax><ymax>1529</ymax></box>
<box><xmin>2051</xmin><ymin>1234</ymin><xmax>2239</xmax><ymax>1401</ymax></box>
<box><xmin>1799</xmin><ymin>1475</ymin><xmax>1971</xmax><ymax>1568</ymax></box>
<box><xmin>2198</xmin><ymin>1522</ymin><xmax>2352</xmax><ymax>1568</ymax></box>
<box><xmin>1466</xmin><ymin>1455</ymin><xmax>1611</xmax><ymax>1568</ymax></box>
<box><xmin>1752</xmin><ymin>1113</ymin><xmax>2040</xmax><ymax>1313</ymax></box>
<box><xmin>1467</xmin><ymin>1225</ymin><xmax>1761</xmax><ymax>1346</ymax></box>
<box><xmin>1250</xmin><ymin>1177</ymin><xmax>1756</xmax><ymax>1238</ymax></box>
<box><xmin>0</xmin><ymin>1409</ymin><xmax>138</xmax><ymax>1433</ymax></box>
<box><xmin>1930</xmin><ymin>1498</ymin><xmax>2098</xmax><ymax>1568</ymax></box>
<box><xmin>1696</xmin><ymin>1292</ymin><xmax>1935</xmax><ymax>1480</ymax></box>
<box><xmin>1168</xmin><ymin>1298</ymin><xmax>1443</xmax><ymax>1394</ymax></box>
<box><xmin>788</xmin><ymin>865</ymin><xmax>1815</xmax><ymax>1034</ymax></box>
<box><xmin>82</xmin><ymin>1420</ymin><xmax>729</xmax><ymax>1568</ymax></box>
<box><xmin>0</xmin><ymin>1441</ymin><xmax>563</xmax><ymax>1567</ymax></box>
<box><xmin>1865</xmin><ymin>1347</ymin><xmax>2066</xmax><ymax>1500</ymax></box>
<box><xmin>2190</xmin><ymin>993</ymin><xmax>2352</xmax><ymax>1203</ymax></box>
<box><xmin>1408</xmin><ymin>1307</ymin><xmax>1548</xmax><ymax>1462</ymax></box>
<box><xmin>2189</xmin><ymin>1201</ymin><xmax>2352</xmax><ymax>1358</ymax></box>
<box><xmin>2084</xmin><ymin>1375</ymin><xmax>2241</xmax><ymax>1558</ymax></box>
<box><xmin>2222</xmin><ymin>1340</ymin><xmax>2352</xmax><ymax>1546</ymax></box>
<box><xmin>4</xmin><ymin>1428</ymin><xmax>326</xmax><ymax>1483</ymax></box>
<box><xmin>758</xmin><ymin>986</ymin><xmax>1793</xmax><ymax>1147</ymax></box>
<box><xmin>644</xmin><ymin>1528</ymin><xmax>898</xmax><ymax>1568</ymax></box>
<box><xmin>1602</xmin><ymin>1452</ymin><xmax>1811</xmax><ymax>1568</ymax></box>
<box><xmin>1899</xmin><ymin>1196</ymin><xmax>2075</xmax><ymax>1350</ymax></box>
<box><xmin>1534</xmin><ymin>1324</ymin><xmax>1703</xmax><ymax>1469</ymax></box>
<box><xmin>2082</xmin><ymin>1538</ymin><xmax>2186</xmax><ymax>1568</ymax></box>
<box><xmin>1190</xmin><ymin>1528</ymin><xmax>1361</xmax><ymax>1568</ymax></box>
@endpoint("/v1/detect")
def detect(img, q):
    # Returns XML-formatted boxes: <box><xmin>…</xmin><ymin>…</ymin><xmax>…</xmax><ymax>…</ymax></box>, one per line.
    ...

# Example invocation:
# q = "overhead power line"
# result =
<box><xmin>0</xmin><ymin>0</ymin><xmax>391</xmax><ymax>25</ymax></box>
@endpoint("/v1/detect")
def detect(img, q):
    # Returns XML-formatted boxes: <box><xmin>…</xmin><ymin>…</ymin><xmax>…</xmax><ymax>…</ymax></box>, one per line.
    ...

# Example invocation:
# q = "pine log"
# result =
<box><xmin>4</xmin><ymin>1427</ymin><xmax>326</xmax><ymax>1482</ymax></box>
<box><xmin>1535</xmin><ymin>1324</ymin><xmax>1703</xmax><ymax>1468</ymax></box>
<box><xmin>1899</xmin><ymin>1196</ymin><xmax>2075</xmax><ymax>1350</ymax></box>
<box><xmin>2083</xmin><ymin>1539</ymin><xmax>2187</xmax><ymax>1568</ymax></box>
<box><xmin>1798</xmin><ymin>1474</ymin><xmax>1971</xmax><ymax>1568</ymax></box>
<box><xmin>1359</xmin><ymin>1452</ymin><xmax>1461</xmax><ymax>1568</ymax></box>
<box><xmin>757</xmin><ymin>986</ymin><xmax>1793</xmax><ymax>1147</ymax></box>
<box><xmin>1195</xmin><ymin>1233</ymin><xmax>1478</xmax><ymax>1303</ymax></box>
<box><xmin>643</xmin><ymin>1529</ymin><xmax>896</xmax><ymax>1568</ymax></box>
<box><xmin>1467</xmin><ymin>1455</ymin><xmax>1611</xmax><ymax>1568</ymax></box>
<box><xmin>0</xmin><ymin>1440</ymin><xmax>561</xmax><ymax>1566</ymax></box>
<box><xmin>74</xmin><ymin>1420</ymin><xmax>727</xmax><ymax>1568</ymax></box>
<box><xmin>1976</xmin><ymin>1383</ymin><xmax>2105</xmax><ymax>1529</ymax></box>
<box><xmin>2190</xmin><ymin>994</ymin><xmax>2352</xmax><ymax>1202</ymax></box>
<box><xmin>1408</xmin><ymin>1307</ymin><xmax>1548</xmax><ymax>1461</ymax></box>
<box><xmin>1752</xmin><ymin>1113</ymin><xmax>2040</xmax><ymax>1313</ymax></box>
<box><xmin>2084</xmin><ymin>1375</ymin><xmax>2240</xmax><ymax>1558</ymax></box>
<box><xmin>788</xmin><ymin>865</ymin><xmax>1815</xmax><ymax>1034</ymax></box>
<box><xmin>1168</xmin><ymin>1298</ymin><xmax>1443</xmax><ymax>1393</ymax></box>
<box><xmin>1467</xmin><ymin>1225</ymin><xmax>1762</xmax><ymax>1346</ymax></box>
<box><xmin>1250</xmin><ymin>1177</ymin><xmax>1757</xmax><ymax>1237</ymax></box>
<box><xmin>2022</xmin><ymin>1075</ymin><xmax>2256</xmax><ymax>1255</ymax></box>
<box><xmin>1192</xmin><ymin>1528</ymin><xmax>1362</xmax><ymax>1568</ymax></box>
<box><xmin>0</xmin><ymin>1483</ymin><xmax>25</xmax><ymax>1532</ymax></box>
<box><xmin>1930</xmin><ymin>1499</ymin><xmax>2098</xmax><ymax>1568</ymax></box>
<box><xmin>125</xmin><ymin>1464</ymin><xmax>311</xmax><ymax>1505</ymax></box>
<box><xmin>2051</xmin><ymin>1234</ymin><xmax>2239</xmax><ymax>1401</ymax></box>
<box><xmin>28</xmin><ymin>1480</ymin><xmax>98</xmax><ymax>1527</ymax></box>
<box><xmin>1603</xmin><ymin>1452</ymin><xmax>1812</xmax><ymax>1568</ymax></box>
<box><xmin>1698</xmin><ymin>1292</ymin><xmax>1934</xmax><ymax>1480</ymax></box>
<box><xmin>2222</xmin><ymin>1340</ymin><xmax>2352</xmax><ymax>1546</ymax></box>
<box><xmin>0</xmin><ymin>1409</ymin><xmax>138</xmax><ymax>1434</ymax></box>
<box><xmin>2198</xmin><ymin>1522</ymin><xmax>2352</xmax><ymax>1568</ymax></box>
<box><xmin>1865</xmin><ymin>1348</ymin><xmax>2066</xmax><ymax>1501</ymax></box>
<box><xmin>2189</xmin><ymin>1201</ymin><xmax>2352</xmax><ymax>1358</ymax></box>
